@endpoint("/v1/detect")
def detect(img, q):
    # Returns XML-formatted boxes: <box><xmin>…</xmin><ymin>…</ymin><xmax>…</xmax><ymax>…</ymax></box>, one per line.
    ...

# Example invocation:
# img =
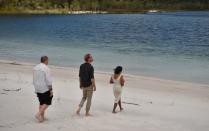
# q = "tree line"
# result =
<box><xmin>0</xmin><ymin>0</ymin><xmax>209</xmax><ymax>13</ymax></box>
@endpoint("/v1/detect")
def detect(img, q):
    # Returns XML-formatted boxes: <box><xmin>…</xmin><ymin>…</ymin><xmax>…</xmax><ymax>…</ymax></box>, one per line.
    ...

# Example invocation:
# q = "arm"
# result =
<box><xmin>79</xmin><ymin>66</ymin><xmax>83</xmax><ymax>89</ymax></box>
<box><xmin>45</xmin><ymin>68</ymin><xmax>53</xmax><ymax>96</ymax></box>
<box><xmin>110</xmin><ymin>76</ymin><xmax>114</xmax><ymax>84</ymax></box>
<box><xmin>33</xmin><ymin>71</ymin><xmax>35</xmax><ymax>86</ymax></box>
<box><xmin>90</xmin><ymin>66</ymin><xmax>96</xmax><ymax>91</ymax></box>
<box><xmin>79</xmin><ymin>77</ymin><xmax>82</xmax><ymax>89</ymax></box>
<box><xmin>91</xmin><ymin>78</ymin><xmax>96</xmax><ymax>91</ymax></box>
<box><xmin>120</xmin><ymin>75</ymin><xmax>125</xmax><ymax>87</ymax></box>
<box><xmin>46</xmin><ymin>69</ymin><xmax>52</xmax><ymax>88</ymax></box>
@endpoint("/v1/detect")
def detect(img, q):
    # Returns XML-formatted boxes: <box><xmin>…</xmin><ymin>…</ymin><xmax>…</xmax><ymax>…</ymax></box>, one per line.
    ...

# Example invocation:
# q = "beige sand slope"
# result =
<box><xmin>0</xmin><ymin>60</ymin><xmax>209</xmax><ymax>131</ymax></box>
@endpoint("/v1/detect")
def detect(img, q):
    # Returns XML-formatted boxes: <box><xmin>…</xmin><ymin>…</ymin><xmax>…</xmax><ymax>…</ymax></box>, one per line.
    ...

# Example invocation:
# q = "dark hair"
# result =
<box><xmin>114</xmin><ymin>66</ymin><xmax>123</xmax><ymax>74</ymax></box>
<box><xmin>84</xmin><ymin>54</ymin><xmax>91</xmax><ymax>62</ymax></box>
<box><xmin>40</xmin><ymin>56</ymin><xmax>48</xmax><ymax>63</ymax></box>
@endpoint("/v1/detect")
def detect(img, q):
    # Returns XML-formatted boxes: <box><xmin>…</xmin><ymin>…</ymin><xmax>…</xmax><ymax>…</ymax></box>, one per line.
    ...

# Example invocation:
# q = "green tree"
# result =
<box><xmin>70</xmin><ymin>0</ymin><xmax>80</xmax><ymax>11</ymax></box>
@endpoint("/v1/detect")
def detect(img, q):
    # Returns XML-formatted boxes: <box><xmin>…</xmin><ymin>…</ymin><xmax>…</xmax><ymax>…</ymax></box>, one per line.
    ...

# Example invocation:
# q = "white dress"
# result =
<box><xmin>112</xmin><ymin>74</ymin><xmax>123</xmax><ymax>103</ymax></box>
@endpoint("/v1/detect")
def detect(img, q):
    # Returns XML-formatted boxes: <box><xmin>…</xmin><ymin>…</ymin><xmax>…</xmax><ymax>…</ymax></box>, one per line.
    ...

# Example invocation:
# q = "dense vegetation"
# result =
<box><xmin>0</xmin><ymin>0</ymin><xmax>209</xmax><ymax>14</ymax></box>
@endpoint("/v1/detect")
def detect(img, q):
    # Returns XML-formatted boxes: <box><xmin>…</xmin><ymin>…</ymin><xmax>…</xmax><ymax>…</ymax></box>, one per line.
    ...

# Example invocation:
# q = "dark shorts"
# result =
<box><xmin>37</xmin><ymin>91</ymin><xmax>53</xmax><ymax>105</ymax></box>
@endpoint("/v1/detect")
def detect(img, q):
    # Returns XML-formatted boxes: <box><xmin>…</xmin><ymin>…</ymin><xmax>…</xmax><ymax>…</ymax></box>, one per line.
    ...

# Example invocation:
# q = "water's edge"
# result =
<box><xmin>1</xmin><ymin>59</ymin><xmax>208</xmax><ymax>87</ymax></box>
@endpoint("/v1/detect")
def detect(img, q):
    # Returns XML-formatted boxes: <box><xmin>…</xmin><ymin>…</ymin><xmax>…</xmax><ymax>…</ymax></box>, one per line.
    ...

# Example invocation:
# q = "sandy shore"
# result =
<box><xmin>0</xmin><ymin>60</ymin><xmax>209</xmax><ymax>131</ymax></box>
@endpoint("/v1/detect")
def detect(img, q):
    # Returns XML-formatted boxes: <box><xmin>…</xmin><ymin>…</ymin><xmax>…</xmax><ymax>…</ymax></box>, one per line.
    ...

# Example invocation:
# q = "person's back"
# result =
<box><xmin>33</xmin><ymin>63</ymin><xmax>51</xmax><ymax>93</ymax></box>
<box><xmin>76</xmin><ymin>54</ymin><xmax>96</xmax><ymax>117</ymax></box>
<box><xmin>33</xmin><ymin>56</ymin><xmax>53</xmax><ymax>123</ymax></box>
<box><xmin>79</xmin><ymin>63</ymin><xmax>94</xmax><ymax>88</ymax></box>
<box><xmin>112</xmin><ymin>74</ymin><xmax>122</xmax><ymax>89</ymax></box>
<box><xmin>110</xmin><ymin>66</ymin><xmax>125</xmax><ymax>113</ymax></box>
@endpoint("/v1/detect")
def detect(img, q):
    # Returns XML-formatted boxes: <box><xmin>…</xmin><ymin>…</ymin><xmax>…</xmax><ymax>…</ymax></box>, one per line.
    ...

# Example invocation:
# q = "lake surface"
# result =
<box><xmin>0</xmin><ymin>11</ymin><xmax>209</xmax><ymax>84</ymax></box>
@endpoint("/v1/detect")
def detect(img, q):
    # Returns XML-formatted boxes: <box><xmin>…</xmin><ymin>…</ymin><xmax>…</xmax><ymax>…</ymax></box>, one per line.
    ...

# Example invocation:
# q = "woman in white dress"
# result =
<box><xmin>110</xmin><ymin>66</ymin><xmax>125</xmax><ymax>113</ymax></box>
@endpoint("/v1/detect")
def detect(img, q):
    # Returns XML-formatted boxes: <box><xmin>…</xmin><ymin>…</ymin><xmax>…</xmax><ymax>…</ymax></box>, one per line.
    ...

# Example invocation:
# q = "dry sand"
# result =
<box><xmin>0</xmin><ymin>60</ymin><xmax>209</xmax><ymax>131</ymax></box>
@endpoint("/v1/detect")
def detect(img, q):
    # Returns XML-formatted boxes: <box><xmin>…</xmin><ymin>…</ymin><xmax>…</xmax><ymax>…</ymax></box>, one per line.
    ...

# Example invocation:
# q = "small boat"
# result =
<box><xmin>148</xmin><ymin>10</ymin><xmax>159</xmax><ymax>13</ymax></box>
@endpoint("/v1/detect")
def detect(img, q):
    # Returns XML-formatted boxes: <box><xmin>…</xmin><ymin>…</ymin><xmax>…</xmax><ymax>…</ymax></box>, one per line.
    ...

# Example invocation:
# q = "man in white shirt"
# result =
<box><xmin>33</xmin><ymin>56</ymin><xmax>53</xmax><ymax>123</ymax></box>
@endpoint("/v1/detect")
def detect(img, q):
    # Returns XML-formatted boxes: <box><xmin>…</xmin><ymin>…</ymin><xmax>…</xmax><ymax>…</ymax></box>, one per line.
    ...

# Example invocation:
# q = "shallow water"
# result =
<box><xmin>0</xmin><ymin>11</ymin><xmax>209</xmax><ymax>84</ymax></box>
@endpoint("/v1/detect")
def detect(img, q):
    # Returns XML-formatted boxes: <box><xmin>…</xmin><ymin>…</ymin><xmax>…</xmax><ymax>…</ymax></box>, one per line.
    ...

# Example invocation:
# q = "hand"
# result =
<box><xmin>80</xmin><ymin>85</ymin><xmax>83</xmax><ymax>90</ymax></box>
<box><xmin>50</xmin><ymin>90</ymin><xmax>53</xmax><ymax>97</ymax></box>
<box><xmin>93</xmin><ymin>86</ymin><xmax>96</xmax><ymax>91</ymax></box>
<box><xmin>110</xmin><ymin>77</ymin><xmax>114</xmax><ymax>84</ymax></box>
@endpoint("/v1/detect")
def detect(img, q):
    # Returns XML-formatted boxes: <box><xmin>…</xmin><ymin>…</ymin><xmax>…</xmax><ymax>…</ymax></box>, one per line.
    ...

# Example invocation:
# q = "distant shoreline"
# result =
<box><xmin>0</xmin><ymin>9</ymin><xmax>108</xmax><ymax>15</ymax></box>
<box><xmin>0</xmin><ymin>9</ymin><xmax>208</xmax><ymax>15</ymax></box>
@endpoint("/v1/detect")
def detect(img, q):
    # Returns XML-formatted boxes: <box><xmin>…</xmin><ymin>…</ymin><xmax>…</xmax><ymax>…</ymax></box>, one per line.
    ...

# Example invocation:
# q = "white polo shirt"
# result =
<box><xmin>33</xmin><ymin>63</ymin><xmax>52</xmax><ymax>93</ymax></box>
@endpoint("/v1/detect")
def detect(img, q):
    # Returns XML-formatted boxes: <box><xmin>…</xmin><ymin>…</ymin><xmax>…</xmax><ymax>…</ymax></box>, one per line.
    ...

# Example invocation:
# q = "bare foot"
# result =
<box><xmin>35</xmin><ymin>114</ymin><xmax>44</xmax><ymax>123</ymax></box>
<box><xmin>41</xmin><ymin>114</ymin><xmax>46</xmax><ymax>120</ymax></box>
<box><xmin>76</xmin><ymin>107</ymin><xmax>81</xmax><ymax>115</ymax></box>
<box><xmin>76</xmin><ymin>109</ymin><xmax>80</xmax><ymax>115</ymax></box>
<box><xmin>85</xmin><ymin>113</ymin><xmax>92</xmax><ymax>117</ymax></box>
<box><xmin>120</xmin><ymin>108</ymin><xmax>124</xmax><ymax>111</ymax></box>
<box><xmin>43</xmin><ymin>116</ymin><xmax>48</xmax><ymax>121</ymax></box>
<box><xmin>112</xmin><ymin>111</ymin><xmax>117</xmax><ymax>114</ymax></box>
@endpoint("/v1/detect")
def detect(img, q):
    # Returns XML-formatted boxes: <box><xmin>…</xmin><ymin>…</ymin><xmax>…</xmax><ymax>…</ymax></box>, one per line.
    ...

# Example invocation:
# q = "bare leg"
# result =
<box><xmin>36</xmin><ymin>105</ymin><xmax>44</xmax><ymax>122</ymax></box>
<box><xmin>39</xmin><ymin>105</ymin><xmax>45</xmax><ymax>118</ymax></box>
<box><xmin>36</xmin><ymin>104</ymin><xmax>48</xmax><ymax>122</ymax></box>
<box><xmin>112</xmin><ymin>103</ymin><xmax>117</xmax><ymax>114</ymax></box>
<box><xmin>118</xmin><ymin>99</ymin><xmax>123</xmax><ymax>111</ymax></box>
<box><xmin>40</xmin><ymin>104</ymin><xmax>49</xmax><ymax>120</ymax></box>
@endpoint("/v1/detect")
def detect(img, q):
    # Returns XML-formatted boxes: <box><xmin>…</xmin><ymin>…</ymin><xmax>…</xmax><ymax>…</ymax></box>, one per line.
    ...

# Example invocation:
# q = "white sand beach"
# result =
<box><xmin>0</xmin><ymin>60</ymin><xmax>209</xmax><ymax>131</ymax></box>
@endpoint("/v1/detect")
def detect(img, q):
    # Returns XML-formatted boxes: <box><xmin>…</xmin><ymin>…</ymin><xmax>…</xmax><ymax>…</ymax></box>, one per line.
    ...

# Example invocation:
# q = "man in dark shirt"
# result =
<box><xmin>76</xmin><ymin>54</ymin><xmax>96</xmax><ymax>116</ymax></box>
